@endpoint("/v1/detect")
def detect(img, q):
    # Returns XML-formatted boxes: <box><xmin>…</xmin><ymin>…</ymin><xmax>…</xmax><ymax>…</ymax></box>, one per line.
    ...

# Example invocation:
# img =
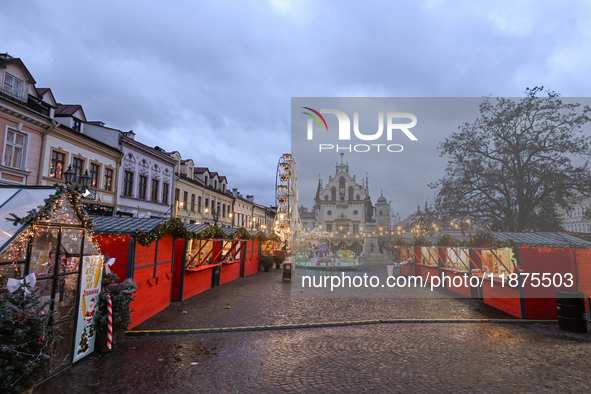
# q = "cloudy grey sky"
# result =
<box><xmin>3</xmin><ymin>0</ymin><xmax>591</xmax><ymax>212</ymax></box>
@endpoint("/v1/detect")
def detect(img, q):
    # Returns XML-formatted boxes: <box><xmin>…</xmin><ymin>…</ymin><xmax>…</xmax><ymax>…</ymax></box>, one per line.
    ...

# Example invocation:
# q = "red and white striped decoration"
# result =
<box><xmin>107</xmin><ymin>295</ymin><xmax>113</xmax><ymax>350</ymax></box>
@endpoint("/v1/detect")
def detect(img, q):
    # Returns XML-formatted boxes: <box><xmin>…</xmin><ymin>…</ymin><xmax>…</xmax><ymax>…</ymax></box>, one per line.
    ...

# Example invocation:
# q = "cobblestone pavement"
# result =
<box><xmin>36</xmin><ymin>268</ymin><xmax>591</xmax><ymax>393</ymax></box>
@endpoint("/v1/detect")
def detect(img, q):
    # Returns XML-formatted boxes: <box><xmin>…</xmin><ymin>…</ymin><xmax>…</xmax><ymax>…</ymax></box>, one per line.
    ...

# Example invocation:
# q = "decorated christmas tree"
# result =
<box><xmin>0</xmin><ymin>283</ymin><xmax>54</xmax><ymax>393</ymax></box>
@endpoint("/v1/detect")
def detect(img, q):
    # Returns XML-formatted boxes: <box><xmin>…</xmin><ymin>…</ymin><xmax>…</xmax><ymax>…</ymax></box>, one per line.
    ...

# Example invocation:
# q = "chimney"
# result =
<box><xmin>232</xmin><ymin>188</ymin><xmax>238</xmax><ymax>197</ymax></box>
<box><xmin>123</xmin><ymin>130</ymin><xmax>135</xmax><ymax>140</ymax></box>
<box><xmin>246</xmin><ymin>195</ymin><xmax>254</xmax><ymax>203</ymax></box>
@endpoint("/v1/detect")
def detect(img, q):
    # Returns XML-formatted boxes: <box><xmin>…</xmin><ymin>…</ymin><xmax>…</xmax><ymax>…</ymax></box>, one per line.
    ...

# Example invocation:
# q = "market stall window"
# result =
<box><xmin>479</xmin><ymin>248</ymin><xmax>515</xmax><ymax>276</ymax></box>
<box><xmin>442</xmin><ymin>247</ymin><xmax>471</xmax><ymax>271</ymax></box>
<box><xmin>420</xmin><ymin>247</ymin><xmax>438</xmax><ymax>266</ymax></box>
<box><xmin>185</xmin><ymin>239</ymin><xmax>213</xmax><ymax>268</ymax></box>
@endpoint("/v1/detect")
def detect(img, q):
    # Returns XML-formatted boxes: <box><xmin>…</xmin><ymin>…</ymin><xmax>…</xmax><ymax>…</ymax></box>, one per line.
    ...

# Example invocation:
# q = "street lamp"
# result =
<box><xmin>211</xmin><ymin>209</ymin><xmax>220</xmax><ymax>226</ymax></box>
<box><xmin>64</xmin><ymin>166</ymin><xmax>92</xmax><ymax>196</ymax></box>
<box><xmin>466</xmin><ymin>218</ymin><xmax>472</xmax><ymax>237</ymax></box>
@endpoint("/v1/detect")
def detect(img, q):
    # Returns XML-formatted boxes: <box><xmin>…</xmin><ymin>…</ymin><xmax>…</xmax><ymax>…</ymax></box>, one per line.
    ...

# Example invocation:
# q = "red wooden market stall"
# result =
<box><xmin>392</xmin><ymin>231</ymin><xmax>591</xmax><ymax>320</ymax></box>
<box><xmin>172</xmin><ymin>225</ymin><xmax>251</xmax><ymax>301</ymax></box>
<box><xmin>92</xmin><ymin>216</ymin><xmax>180</xmax><ymax>329</ymax></box>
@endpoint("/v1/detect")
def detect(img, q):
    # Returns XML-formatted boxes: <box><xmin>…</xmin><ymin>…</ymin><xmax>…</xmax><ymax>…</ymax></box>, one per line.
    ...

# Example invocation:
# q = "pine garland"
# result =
<box><xmin>232</xmin><ymin>227</ymin><xmax>251</xmax><ymax>240</ymax></box>
<box><xmin>435</xmin><ymin>233</ymin><xmax>463</xmax><ymax>247</ymax></box>
<box><xmin>253</xmin><ymin>231</ymin><xmax>268</xmax><ymax>241</ymax></box>
<box><xmin>197</xmin><ymin>226</ymin><xmax>227</xmax><ymax>240</ymax></box>
<box><xmin>267</xmin><ymin>233</ymin><xmax>281</xmax><ymax>242</ymax></box>
<box><xmin>133</xmin><ymin>217</ymin><xmax>194</xmax><ymax>247</ymax></box>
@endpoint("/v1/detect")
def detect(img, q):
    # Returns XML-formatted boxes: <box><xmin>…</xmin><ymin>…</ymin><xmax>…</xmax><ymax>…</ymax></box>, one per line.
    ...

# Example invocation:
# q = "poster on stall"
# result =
<box><xmin>73</xmin><ymin>255</ymin><xmax>103</xmax><ymax>362</ymax></box>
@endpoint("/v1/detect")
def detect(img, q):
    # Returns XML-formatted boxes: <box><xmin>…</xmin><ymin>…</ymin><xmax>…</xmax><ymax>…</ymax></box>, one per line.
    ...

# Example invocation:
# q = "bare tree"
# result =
<box><xmin>431</xmin><ymin>87</ymin><xmax>591</xmax><ymax>232</ymax></box>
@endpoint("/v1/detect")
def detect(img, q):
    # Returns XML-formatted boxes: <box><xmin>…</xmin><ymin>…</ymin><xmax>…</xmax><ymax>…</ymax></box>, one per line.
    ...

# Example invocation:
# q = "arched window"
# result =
<box><xmin>324</xmin><ymin>195</ymin><xmax>328</xmax><ymax>201</ymax></box>
<box><xmin>356</xmin><ymin>195</ymin><xmax>360</xmax><ymax>200</ymax></box>
<box><xmin>331</xmin><ymin>187</ymin><xmax>336</xmax><ymax>201</ymax></box>
<box><xmin>339</xmin><ymin>177</ymin><xmax>345</xmax><ymax>190</ymax></box>
<box><xmin>348</xmin><ymin>187</ymin><xmax>354</xmax><ymax>201</ymax></box>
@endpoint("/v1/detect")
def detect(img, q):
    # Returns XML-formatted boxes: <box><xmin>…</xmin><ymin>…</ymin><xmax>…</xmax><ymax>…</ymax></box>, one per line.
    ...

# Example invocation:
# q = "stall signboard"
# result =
<box><xmin>73</xmin><ymin>255</ymin><xmax>103</xmax><ymax>362</ymax></box>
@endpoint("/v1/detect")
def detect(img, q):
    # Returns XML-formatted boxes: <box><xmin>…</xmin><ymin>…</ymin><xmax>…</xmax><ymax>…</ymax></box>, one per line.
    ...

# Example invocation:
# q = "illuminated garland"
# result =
<box><xmin>232</xmin><ymin>227</ymin><xmax>251</xmax><ymax>240</ymax></box>
<box><xmin>253</xmin><ymin>231</ymin><xmax>268</xmax><ymax>241</ymax></box>
<box><xmin>267</xmin><ymin>233</ymin><xmax>281</xmax><ymax>242</ymax></box>
<box><xmin>467</xmin><ymin>230</ymin><xmax>521</xmax><ymax>266</ymax></box>
<box><xmin>435</xmin><ymin>233</ymin><xmax>463</xmax><ymax>247</ymax></box>
<box><xmin>133</xmin><ymin>217</ymin><xmax>193</xmax><ymax>247</ymax></box>
<box><xmin>196</xmin><ymin>226</ymin><xmax>227</xmax><ymax>240</ymax></box>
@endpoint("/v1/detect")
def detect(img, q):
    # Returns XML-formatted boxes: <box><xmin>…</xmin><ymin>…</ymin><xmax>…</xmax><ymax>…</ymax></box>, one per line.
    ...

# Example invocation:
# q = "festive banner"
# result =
<box><xmin>73</xmin><ymin>255</ymin><xmax>103</xmax><ymax>362</ymax></box>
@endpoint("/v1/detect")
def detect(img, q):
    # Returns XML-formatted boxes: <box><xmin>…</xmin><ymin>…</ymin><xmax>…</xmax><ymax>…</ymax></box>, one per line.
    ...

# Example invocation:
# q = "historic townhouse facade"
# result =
<box><xmin>232</xmin><ymin>189</ymin><xmax>276</xmax><ymax>232</ymax></box>
<box><xmin>232</xmin><ymin>189</ymin><xmax>254</xmax><ymax>228</ymax></box>
<box><xmin>39</xmin><ymin>111</ymin><xmax>121</xmax><ymax>215</ymax></box>
<box><xmin>559</xmin><ymin>190</ymin><xmax>591</xmax><ymax>233</ymax></box>
<box><xmin>0</xmin><ymin>54</ymin><xmax>57</xmax><ymax>185</ymax></box>
<box><xmin>194</xmin><ymin>167</ymin><xmax>234</xmax><ymax>227</ymax></box>
<box><xmin>167</xmin><ymin>152</ymin><xmax>206</xmax><ymax>224</ymax></box>
<box><xmin>115</xmin><ymin>134</ymin><xmax>176</xmax><ymax>218</ymax></box>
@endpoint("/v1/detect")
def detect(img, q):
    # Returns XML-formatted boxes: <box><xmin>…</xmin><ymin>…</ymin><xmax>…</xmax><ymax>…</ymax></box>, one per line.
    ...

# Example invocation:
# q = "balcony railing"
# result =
<box><xmin>0</xmin><ymin>86</ymin><xmax>26</xmax><ymax>102</ymax></box>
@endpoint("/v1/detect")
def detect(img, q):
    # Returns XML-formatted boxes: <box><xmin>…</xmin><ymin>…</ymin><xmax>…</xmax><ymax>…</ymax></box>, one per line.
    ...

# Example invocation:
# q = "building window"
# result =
<box><xmin>222</xmin><ymin>204</ymin><xmax>226</xmax><ymax>217</ymax></box>
<box><xmin>104</xmin><ymin>168</ymin><xmax>113</xmax><ymax>191</ymax></box>
<box><xmin>89</xmin><ymin>163</ymin><xmax>99</xmax><ymax>188</ymax></box>
<box><xmin>2</xmin><ymin>72</ymin><xmax>24</xmax><ymax>101</ymax></box>
<box><xmin>174</xmin><ymin>188</ymin><xmax>180</xmax><ymax>201</ymax></box>
<box><xmin>191</xmin><ymin>194</ymin><xmax>195</xmax><ymax>211</ymax></box>
<box><xmin>348</xmin><ymin>187</ymin><xmax>354</xmax><ymax>201</ymax></box>
<box><xmin>138</xmin><ymin>175</ymin><xmax>147</xmax><ymax>199</ymax></box>
<box><xmin>151</xmin><ymin>179</ymin><xmax>159</xmax><ymax>202</ymax></box>
<box><xmin>123</xmin><ymin>171</ymin><xmax>134</xmax><ymax>197</ymax></box>
<box><xmin>72</xmin><ymin>157</ymin><xmax>84</xmax><ymax>184</ymax></box>
<box><xmin>197</xmin><ymin>196</ymin><xmax>202</xmax><ymax>212</ymax></box>
<box><xmin>183</xmin><ymin>191</ymin><xmax>188</xmax><ymax>208</ymax></box>
<box><xmin>353</xmin><ymin>224</ymin><xmax>359</xmax><ymax>234</ymax></box>
<box><xmin>162</xmin><ymin>183</ymin><xmax>170</xmax><ymax>204</ymax></box>
<box><xmin>217</xmin><ymin>202</ymin><xmax>221</xmax><ymax>214</ymax></box>
<box><xmin>205</xmin><ymin>176</ymin><xmax>208</xmax><ymax>186</ymax></box>
<box><xmin>331</xmin><ymin>187</ymin><xmax>336</xmax><ymax>201</ymax></box>
<box><xmin>49</xmin><ymin>151</ymin><xmax>65</xmax><ymax>179</ymax></box>
<box><xmin>72</xmin><ymin>119</ymin><xmax>81</xmax><ymax>132</ymax></box>
<box><xmin>214</xmin><ymin>180</ymin><xmax>218</xmax><ymax>189</ymax></box>
<box><xmin>205</xmin><ymin>198</ymin><xmax>209</xmax><ymax>212</ymax></box>
<box><xmin>327</xmin><ymin>224</ymin><xmax>333</xmax><ymax>232</ymax></box>
<box><xmin>3</xmin><ymin>129</ymin><xmax>27</xmax><ymax>169</ymax></box>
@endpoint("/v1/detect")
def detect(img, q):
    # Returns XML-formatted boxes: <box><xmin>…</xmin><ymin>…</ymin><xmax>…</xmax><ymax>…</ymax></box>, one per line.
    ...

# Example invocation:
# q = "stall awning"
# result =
<box><xmin>91</xmin><ymin>216</ymin><xmax>169</xmax><ymax>235</ymax></box>
<box><xmin>492</xmin><ymin>232</ymin><xmax>591</xmax><ymax>248</ymax></box>
<box><xmin>185</xmin><ymin>223</ymin><xmax>211</xmax><ymax>234</ymax></box>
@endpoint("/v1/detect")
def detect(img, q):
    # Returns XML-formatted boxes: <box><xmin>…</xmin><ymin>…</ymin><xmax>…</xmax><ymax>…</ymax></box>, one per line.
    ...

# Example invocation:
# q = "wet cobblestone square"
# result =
<box><xmin>36</xmin><ymin>269</ymin><xmax>591</xmax><ymax>393</ymax></box>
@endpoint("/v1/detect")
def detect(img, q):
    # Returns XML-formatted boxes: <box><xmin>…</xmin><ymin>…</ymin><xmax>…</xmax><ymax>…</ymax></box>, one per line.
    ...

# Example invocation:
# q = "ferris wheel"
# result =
<box><xmin>275</xmin><ymin>153</ymin><xmax>301</xmax><ymax>250</ymax></box>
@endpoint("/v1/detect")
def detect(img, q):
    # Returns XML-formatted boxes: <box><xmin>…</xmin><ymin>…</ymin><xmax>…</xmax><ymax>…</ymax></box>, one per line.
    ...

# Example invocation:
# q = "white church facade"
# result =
<box><xmin>312</xmin><ymin>153</ymin><xmax>390</xmax><ymax>255</ymax></box>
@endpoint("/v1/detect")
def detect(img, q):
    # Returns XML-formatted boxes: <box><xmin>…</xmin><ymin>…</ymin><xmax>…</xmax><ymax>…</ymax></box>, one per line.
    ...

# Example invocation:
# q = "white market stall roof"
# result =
<box><xmin>491</xmin><ymin>232</ymin><xmax>591</xmax><ymax>248</ymax></box>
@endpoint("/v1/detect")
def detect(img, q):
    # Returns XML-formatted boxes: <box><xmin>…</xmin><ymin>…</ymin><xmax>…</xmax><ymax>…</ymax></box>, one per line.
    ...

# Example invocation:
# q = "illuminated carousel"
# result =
<box><xmin>294</xmin><ymin>230</ymin><xmax>368</xmax><ymax>271</ymax></box>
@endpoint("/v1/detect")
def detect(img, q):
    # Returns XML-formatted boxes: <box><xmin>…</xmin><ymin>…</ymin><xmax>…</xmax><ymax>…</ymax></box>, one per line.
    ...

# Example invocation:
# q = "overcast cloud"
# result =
<box><xmin>3</xmin><ymin>0</ymin><xmax>591</xmax><ymax>212</ymax></box>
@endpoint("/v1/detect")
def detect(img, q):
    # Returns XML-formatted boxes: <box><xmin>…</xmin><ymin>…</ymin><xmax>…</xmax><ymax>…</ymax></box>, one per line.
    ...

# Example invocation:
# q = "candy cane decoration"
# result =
<box><xmin>107</xmin><ymin>295</ymin><xmax>113</xmax><ymax>350</ymax></box>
